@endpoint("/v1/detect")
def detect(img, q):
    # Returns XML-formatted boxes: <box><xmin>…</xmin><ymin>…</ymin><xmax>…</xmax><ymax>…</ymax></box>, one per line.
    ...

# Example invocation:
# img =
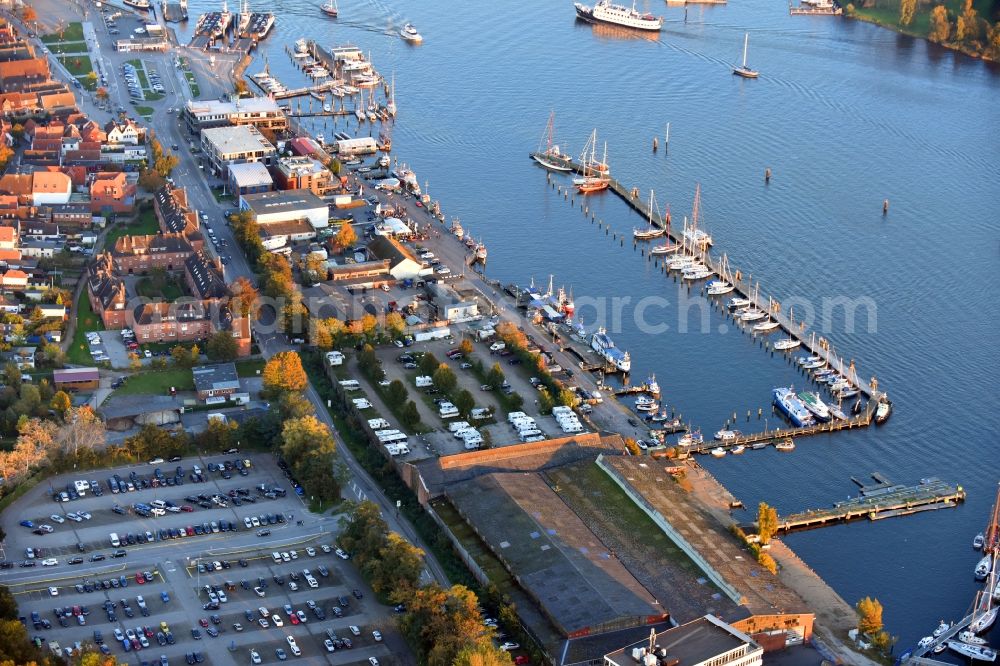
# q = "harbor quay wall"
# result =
<box><xmin>595</xmin><ymin>453</ymin><xmax>745</xmax><ymax>605</ymax></box>
<box><xmin>437</xmin><ymin>432</ymin><xmax>605</xmax><ymax>470</ymax></box>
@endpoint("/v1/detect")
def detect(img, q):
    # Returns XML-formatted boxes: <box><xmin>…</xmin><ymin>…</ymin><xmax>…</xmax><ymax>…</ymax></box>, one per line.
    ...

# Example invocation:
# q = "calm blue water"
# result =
<box><xmin>178</xmin><ymin>0</ymin><xmax>1000</xmax><ymax>650</ymax></box>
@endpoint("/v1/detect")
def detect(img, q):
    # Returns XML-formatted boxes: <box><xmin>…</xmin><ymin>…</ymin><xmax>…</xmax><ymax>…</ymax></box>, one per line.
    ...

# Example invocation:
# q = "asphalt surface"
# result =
<box><xmin>0</xmin><ymin>454</ymin><xmax>409</xmax><ymax>665</ymax></box>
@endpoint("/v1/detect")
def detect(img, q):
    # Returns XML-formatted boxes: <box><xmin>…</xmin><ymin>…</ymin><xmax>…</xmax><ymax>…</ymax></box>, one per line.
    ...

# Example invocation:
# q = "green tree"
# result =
<box><xmin>338</xmin><ymin>500</ymin><xmax>389</xmax><ymax>563</ymax></box>
<box><xmin>418</xmin><ymin>352</ymin><xmax>439</xmax><ymax>376</ymax></box>
<box><xmin>385</xmin><ymin>311</ymin><xmax>406</xmax><ymax>338</ymax></box>
<box><xmin>281</xmin><ymin>415</ymin><xmax>335</xmax><ymax>466</ymax></box>
<box><xmin>929</xmin><ymin>4</ymin><xmax>952</xmax><ymax>41</ymax></box>
<box><xmin>262</xmin><ymin>351</ymin><xmax>308</xmax><ymax>394</ymax></box>
<box><xmin>459</xmin><ymin>338</ymin><xmax>474</xmax><ymax>356</ymax></box>
<box><xmin>385</xmin><ymin>379</ymin><xmax>408</xmax><ymax>407</ymax></box>
<box><xmin>398</xmin><ymin>584</ymin><xmax>490</xmax><ymax>666</ymax></box>
<box><xmin>557</xmin><ymin>388</ymin><xmax>578</xmax><ymax>407</ymax></box>
<box><xmin>206</xmin><ymin>330</ymin><xmax>239</xmax><ymax>361</ymax></box>
<box><xmin>50</xmin><ymin>390</ymin><xmax>71</xmax><ymax>415</ymax></box>
<box><xmin>757</xmin><ymin>501</ymin><xmax>778</xmax><ymax>545</ymax></box>
<box><xmin>170</xmin><ymin>344</ymin><xmax>197</xmax><ymax>368</ymax></box>
<box><xmin>486</xmin><ymin>363</ymin><xmax>505</xmax><ymax>390</ymax></box>
<box><xmin>0</xmin><ymin>585</ymin><xmax>18</xmax><ymax>621</ymax></box>
<box><xmin>400</xmin><ymin>400</ymin><xmax>420</xmax><ymax>429</ymax></box>
<box><xmin>538</xmin><ymin>389</ymin><xmax>554</xmax><ymax>415</ymax></box>
<box><xmin>432</xmin><ymin>365</ymin><xmax>457</xmax><ymax>395</ymax></box>
<box><xmin>364</xmin><ymin>532</ymin><xmax>424</xmax><ymax>598</ymax></box>
<box><xmin>276</xmin><ymin>391</ymin><xmax>315</xmax><ymax>421</ymax></box>
<box><xmin>453</xmin><ymin>388</ymin><xmax>475</xmax><ymax>418</ymax></box>
<box><xmin>138</xmin><ymin>167</ymin><xmax>166</xmax><ymax>192</ymax></box>
<box><xmin>856</xmin><ymin>596</ymin><xmax>883</xmax><ymax>636</ymax></box>
<box><xmin>507</xmin><ymin>392</ymin><xmax>524</xmax><ymax>411</ymax></box>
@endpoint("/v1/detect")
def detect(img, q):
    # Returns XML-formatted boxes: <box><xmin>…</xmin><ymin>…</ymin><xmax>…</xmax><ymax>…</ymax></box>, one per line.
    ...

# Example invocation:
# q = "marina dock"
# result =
<box><xmin>531</xmin><ymin>152</ymin><xmax>883</xmax><ymax>405</ymax></box>
<box><xmin>772</xmin><ymin>476</ymin><xmax>965</xmax><ymax>533</ymax></box>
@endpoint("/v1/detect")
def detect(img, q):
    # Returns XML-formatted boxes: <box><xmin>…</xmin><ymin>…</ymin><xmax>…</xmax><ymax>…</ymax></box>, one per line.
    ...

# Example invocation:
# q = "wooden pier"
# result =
<box><xmin>532</xmin><ymin>152</ymin><xmax>884</xmax><ymax>406</ymax></box>
<box><xmin>773</xmin><ymin>476</ymin><xmax>965</xmax><ymax>533</ymax></box>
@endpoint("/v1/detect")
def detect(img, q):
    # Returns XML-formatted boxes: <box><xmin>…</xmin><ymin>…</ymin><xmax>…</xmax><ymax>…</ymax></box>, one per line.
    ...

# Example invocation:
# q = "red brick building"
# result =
<box><xmin>109</xmin><ymin>234</ymin><xmax>194</xmax><ymax>274</ymax></box>
<box><xmin>90</xmin><ymin>172</ymin><xmax>136</xmax><ymax>214</ymax></box>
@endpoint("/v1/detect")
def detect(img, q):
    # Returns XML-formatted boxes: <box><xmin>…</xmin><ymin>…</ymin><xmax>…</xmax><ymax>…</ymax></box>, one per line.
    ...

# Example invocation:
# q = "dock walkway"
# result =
<box><xmin>775</xmin><ymin>477</ymin><xmax>965</xmax><ymax>533</ymax></box>
<box><xmin>532</xmin><ymin>152</ymin><xmax>882</xmax><ymax>405</ymax></box>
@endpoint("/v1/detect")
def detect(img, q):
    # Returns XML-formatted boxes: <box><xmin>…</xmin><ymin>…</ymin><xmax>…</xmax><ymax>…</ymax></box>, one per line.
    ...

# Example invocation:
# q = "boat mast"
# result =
<box><xmin>742</xmin><ymin>33</ymin><xmax>749</xmax><ymax>68</ymax></box>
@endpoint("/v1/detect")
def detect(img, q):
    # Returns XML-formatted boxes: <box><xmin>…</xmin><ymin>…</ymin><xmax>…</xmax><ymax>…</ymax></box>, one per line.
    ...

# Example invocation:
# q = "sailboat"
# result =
<box><xmin>532</xmin><ymin>112</ymin><xmax>572</xmax><ymax>172</ymax></box>
<box><xmin>321</xmin><ymin>0</ymin><xmax>338</xmax><ymax>17</ymax></box>
<box><xmin>634</xmin><ymin>190</ymin><xmax>665</xmax><ymax>239</ymax></box>
<box><xmin>576</xmin><ymin>132</ymin><xmax>610</xmax><ymax>193</ymax></box>
<box><xmin>650</xmin><ymin>206</ymin><xmax>682</xmax><ymax>254</ymax></box>
<box><xmin>682</xmin><ymin>184</ymin><xmax>713</xmax><ymax>247</ymax></box>
<box><xmin>733</xmin><ymin>33</ymin><xmax>759</xmax><ymax>79</ymax></box>
<box><xmin>386</xmin><ymin>74</ymin><xmax>397</xmax><ymax>117</ymax></box>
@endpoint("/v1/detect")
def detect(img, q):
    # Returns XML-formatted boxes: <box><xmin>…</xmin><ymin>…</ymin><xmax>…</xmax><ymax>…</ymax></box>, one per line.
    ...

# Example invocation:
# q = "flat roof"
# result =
<box><xmin>187</xmin><ymin>96</ymin><xmax>282</xmax><ymax>116</ymax></box>
<box><xmin>191</xmin><ymin>363</ymin><xmax>240</xmax><ymax>392</ymax></box>
<box><xmin>448</xmin><ymin>471</ymin><xmax>662</xmax><ymax>636</ymax></box>
<box><xmin>605</xmin><ymin>615</ymin><xmax>759</xmax><ymax>666</ymax></box>
<box><xmin>228</xmin><ymin>161</ymin><xmax>273</xmax><ymax>188</ymax></box>
<box><xmin>242</xmin><ymin>189</ymin><xmax>327</xmax><ymax>215</ymax></box>
<box><xmin>202</xmin><ymin>125</ymin><xmax>274</xmax><ymax>156</ymax></box>
<box><xmin>53</xmin><ymin>367</ymin><xmax>99</xmax><ymax>382</ymax></box>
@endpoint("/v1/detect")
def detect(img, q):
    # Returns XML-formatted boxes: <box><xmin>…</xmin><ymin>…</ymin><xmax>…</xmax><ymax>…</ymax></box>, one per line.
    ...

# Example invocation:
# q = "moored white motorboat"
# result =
<box><xmin>946</xmin><ymin>640</ymin><xmax>997</xmax><ymax>662</ymax></box>
<box><xmin>958</xmin><ymin>631</ymin><xmax>988</xmax><ymax>646</ymax></box>
<box><xmin>798</xmin><ymin>391</ymin><xmax>831</xmax><ymax>421</ymax></box>
<box><xmin>974</xmin><ymin>533</ymin><xmax>985</xmax><ymax>550</ymax></box>
<box><xmin>753</xmin><ymin>319</ymin><xmax>780</xmax><ymax>332</ymax></box>
<box><xmin>774</xmin><ymin>338</ymin><xmax>800</xmax><ymax>350</ymax></box>
<box><xmin>677</xmin><ymin>432</ymin><xmax>703</xmax><ymax>447</ymax></box>
<box><xmin>714</xmin><ymin>429</ymin><xmax>739</xmax><ymax>441</ymax></box>
<box><xmin>774</xmin><ymin>439</ymin><xmax>795</xmax><ymax>452</ymax></box>
<box><xmin>731</xmin><ymin>445</ymin><xmax>746</xmax><ymax>454</ymax></box>
<box><xmin>933</xmin><ymin>621</ymin><xmax>950</xmax><ymax>637</ymax></box>
<box><xmin>728</xmin><ymin>297</ymin><xmax>751</xmax><ymax>309</ymax></box>
<box><xmin>739</xmin><ymin>308</ymin><xmax>767</xmax><ymax>322</ymax></box>
<box><xmin>975</xmin><ymin>555</ymin><xmax>992</xmax><ymax>580</ymax></box>
<box><xmin>710</xmin><ymin>447</ymin><xmax>727</xmax><ymax>458</ymax></box>
<box><xmin>706</xmin><ymin>280</ymin><xmax>734</xmax><ymax>295</ymax></box>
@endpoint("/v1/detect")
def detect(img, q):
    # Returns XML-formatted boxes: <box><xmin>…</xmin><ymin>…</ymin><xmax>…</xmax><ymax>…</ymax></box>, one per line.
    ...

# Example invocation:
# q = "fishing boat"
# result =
<box><xmin>451</xmin><ymin>218</ymin><xmax>464</xmax><ymax>239</ymax></box>
<box><xmin>710</xmin><ymin>447</ymin><xmax>727</xmax><ymax>458</ymax></box>
<box><xmin>946</xmin><ymin>641</ymin><xmax>997</xmax><ymax>661</ymax></box>
<box><xmin>634</xmin><ymin>190</ymin><xmax>665</xmax><ymax>239</ymax></box>
<box><xmin>591</xmin><ymin>327</ymin><xmax>631</xmax><ymax>372</ymax></box>
<box><xmin>401</xmin><ymin>23</ymin><xmax>423</xmax><ymax>43</ymax></box>
<box><xmin>773</xmin><ymin>388</ymin><xmax>814</xmax><ymax>427</ymax></box>
<box><xmin>533</xmin><ymin>112</ymin><xmax>573</xmax><ymax>172</ymax></box>
<box><xmin>874</xmin><ymin>398</ymin><xmax>892</xmax><ymax>424</ymax></box>
<box><xmin>576</xmin><ymin>131</ymin><xmax>611</xmax><ymax>193</ymax></box>
<box><xmin>774</xmin><ymin>438</ymin><xmax>796</xmax><ymax>452</ymax></box>
<box><xmin>958</xmin><ymin>631</ymin><xmax>988</xmax><ymax>646</ymax></box>
<box><xmin>636</xmin><ymin>401</ymin><xmax>659</xmax><ymax>413</ymax></box>
<box><xmin>753</xmin><ymin>319</ymin><xmax>780</xmax><ymax>332</ymax></box>
<box><xmin>731</xmin><ymin>445</ymin><xmax>746</xmax><ymax>454</ymax></box>
<box><xmin>677</xmin><ymin>431</ymin><xmax>704</xmax><ymax>447</ymax></box>
<box><xmin>645</xmin><ymin>375</ymin><xmax>660</xmax><ymax>397</ymax></box>
<box><xmin>573</xmin><ymin>0</ymin><xmax>663</xmax><ymax>31</ymax></box>
<box><xmin>774</xmin><ymin>338</ymin><xmax>800</xmax><ymax>350</ymax></box>
<box><xmin>798</xmin><ymin>392</ymin><xmax>831</xmax><ymax>421</ymax></box>
<box><xmin>732</xmin><ymin>33</ymin><xmax>759</xmax><ymax>79</ymax></box>
<box><xmin>321</xmin><ymin>0</ymin><xmax>338</xmax><ymax>16</ymax></box>
<box><xmin>974</xmin><ymin>533</ymin><xmax>985</xmax><ymax>550</ymax></box>
<box><xmin>975</xmin><ymin>555</ymin><xmax>992</xmax><ymax>581</ymax></box>
<box><xmin>706</xmin><ymin>281</ymin><xmax>734</xmax><ymax>295</ymax></box>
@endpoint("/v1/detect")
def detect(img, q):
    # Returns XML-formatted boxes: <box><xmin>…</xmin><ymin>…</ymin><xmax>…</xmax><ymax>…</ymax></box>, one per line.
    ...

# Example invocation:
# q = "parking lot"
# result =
<box><xmin>0</xmin><ymin>455</ymin><xmax>407</xmax><ymax>665</ymax></box>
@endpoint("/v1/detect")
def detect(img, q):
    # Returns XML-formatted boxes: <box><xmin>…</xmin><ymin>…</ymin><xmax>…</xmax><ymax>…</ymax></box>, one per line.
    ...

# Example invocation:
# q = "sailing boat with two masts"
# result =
<box><xmin>733</xmin><ymin>32</ymin><xmax>758</xmax><ymax>79</ymax></box>
<box><xmin>532</xmin><ymin>112</ymin><xmax>572</xmax><ymax>172</ymax></box>
<box><xmin>633</xmin><ymin>190</ymin><xmax>666</xmax><ymax>240</ymax></box>
<box><xmin>576</xmin><ymin>130</ymin><xmax>610</xmax><ymax>193</ymax></box>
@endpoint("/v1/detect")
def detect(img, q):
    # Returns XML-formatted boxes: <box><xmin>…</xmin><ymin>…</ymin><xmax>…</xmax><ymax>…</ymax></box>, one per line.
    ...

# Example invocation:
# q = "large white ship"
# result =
<box><xmin>574</xmin><ymin>0</ymin><xmax>663</xmax><ymax>31</ymax></box>
<box><xmin>591</xmin><ymin>327</ymin><xmax>631</xmax><ymax>372</ymax></box>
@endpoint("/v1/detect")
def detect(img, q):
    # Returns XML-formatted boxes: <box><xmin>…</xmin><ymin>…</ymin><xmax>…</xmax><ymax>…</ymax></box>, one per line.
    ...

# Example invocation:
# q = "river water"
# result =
<box><xmin>176</xmin><ymin>0</ymin><xmax>1000</xmax><ymax>651</ymax></box>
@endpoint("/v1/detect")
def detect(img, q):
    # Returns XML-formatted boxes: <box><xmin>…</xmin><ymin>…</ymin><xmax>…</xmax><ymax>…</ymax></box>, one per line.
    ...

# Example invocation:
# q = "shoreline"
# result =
<box><xmin>844</xmin><ymin>11</ymin><xmax>998</xmax><ymax>63</ymax></box>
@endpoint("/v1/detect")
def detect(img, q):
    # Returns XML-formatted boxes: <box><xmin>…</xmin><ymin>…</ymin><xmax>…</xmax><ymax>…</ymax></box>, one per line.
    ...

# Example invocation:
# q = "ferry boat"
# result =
<box><xmin>591</xmin><ymin>327</ymin><xmax>631</xmax><ymax>372</ymax></box>
<box><xmin>238</xmin><ymin>11</ymin><xmax>275</xmax><ymax>40</ymax></box>
<box><xmin>772</xmin><ymin>388</ymin><xmax>814</xmax><ymax>427</ymax></box>
<box><xmin>798</xmin><ymin>392</ymin><xmax>831</xmax><ymax>421</ymax></box>
<box><xmin>321</xmin><ymin>0</ymin><xmax>338</xmax><ymax>16</ymax></box>
<box><xmin>124</xmin><ymin>0</ymin><xmax>151</xmax><ymax>8</ymax></box>
<box><xmin>946</xmin><ymin>641</ymin><xmax>996</xmax><ymax>662</ymax></box>
<box><xmin>874</xmin><ymin>398</ymin><xmax>892</xmax><ymax>424</ymax></box>
<box><xmin>574</xmin><ymin>0</ymin><xmax>663</xmax><ymax>31</ymax></box>
<box><xmin>400</xmin><ymin>23</ymin><xmax>423</xmax><ymax>43</ymax></box>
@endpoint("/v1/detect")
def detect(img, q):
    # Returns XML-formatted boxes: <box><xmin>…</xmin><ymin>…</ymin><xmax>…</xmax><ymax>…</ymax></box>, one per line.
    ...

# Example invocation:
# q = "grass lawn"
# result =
<box><xmin>67</xmin><ymin>289</ymin><xmax>103</xmax><ymax>365</ymax></box>
<box><xmin>115</xmin><ymin>368</ymin><xmax>194</xmax><ymax>395</ymax></box>
<box><xmin>135</xmin><ymin>277</ymin><xmax>184</xmax><ymax>301</ymax></box>
<box><xmin>47</xmin><ymin>41</ymin><xmax>88</xmax><ymax>54</ymax></box>
<box><xmin>58</xmin><ymin>54</ymin><xmax>93</xmax><ymax>77</ymax></box>
<box><xmin>134</xmin><ymin>105</ymin><xmax>154</xmax><ymax>117</ymax></box>
<box><xmin>104</xmin><ymin>208</ymin><xmax>159</xmax><ymax>247</ymax></box>
<box><xmin>41</xmin><ymin>22</ymin><xmax>84</xmax><ymax>43</ymax></box>
<box><xmin>77</xmin><ymin>76</ymin><xmax>97</xmax><ymax>91</ymax></box>
<box><xmin>184</xmin><ymin>72</ymin><xmax>200</xmax><ymax>98</ymax></box>
<box><xmin>848</xmin><ymin>0</ymin><xmax>993</xmax><ymax>39</ymax></box>
<box><xmin>235</xmin><ymin>359</ymin><xmax>266</xmax><ymax>377</ymax></box>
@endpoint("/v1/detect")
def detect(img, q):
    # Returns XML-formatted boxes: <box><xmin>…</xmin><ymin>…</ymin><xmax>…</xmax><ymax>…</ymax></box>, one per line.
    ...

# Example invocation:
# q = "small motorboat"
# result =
<box><xmin>677</xmin><ymin>432</ymin><xmax>704</xmax><ymax>447</ymax></box>
<box><xmin>728</xmin><ymin>297</ymin><xmax>751</xmax><ymax>309</ymax></box>
<box><xmin>731</xmin><ymin>445</ymin><xmax>746</xmax><ymax>455</ymax></box>
<box><xmin>710</xmin><ymin>447</ymin><xmax>727</xmax><ymax>458</ymax></box>
<box><xmin>874</xmin><ymin>399</ymin><xmax>892</xmax><ymax>424</ymax></box>
<box><xmin>975</xmin><ymin>555</ymin><xmax>992</xmax><ymax>580</ymax></box>
<box><xmin>932</xmin><ymin>621</ymin><xmax>950</xmax><ymax>637</ymax></box>
<box><xmin>774</xmin><ymin>438</ymin><xmax>795</xmax><ymax>452</ymax></box>
<box><xmin>973</xmin><ymin>533</ymin><xmax>985</xmax><ymax>550</ymax></box>
<box><xmin>917</xmin><ymin>636</ymin><xmax>934</xmax><ymax>649</ymax></box>
<box><xmin>400</xmin><ymin>23</ymin><xmax>424</xmax><ymax>43</ymax></box>
<box><xmin>802</xmin><ymin>360</ymin><xmax>826</xmax><ymax>370</ymax></box>
<box><xmin>773</xmin><ymin>338</ymin><xmax>800</xmax><ymax>350</ymax></box>
<box><xmin>706</xmin><ymin>280</ymin><xmax>734</xmax><ymax>295</ymax></box>
<box><xmin>635</xmin><ymin>398</ymin><xmax>659</xmax><ymax>413</ymax></box>
<box><xmin>958</xmin><ymin>631</ymin><xmax>988</xmax><ymax>646</ymax></box>
<box><xmin>797</xmin><ymin>355</ymin><xmax>821</xmax><ymax>366</ymax></box>
<box><xmin>714</xmin><ymin>429</ymin><xmax>739</xmax><ymax>441</ymax></box>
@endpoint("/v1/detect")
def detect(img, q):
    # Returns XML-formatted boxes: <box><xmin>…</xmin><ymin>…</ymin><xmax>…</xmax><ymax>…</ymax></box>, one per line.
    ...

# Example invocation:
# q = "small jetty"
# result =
<box><xmin>772</xmin><ymin>475</ymin><xmax>965</xmax><ymax>533</ymax></box>
<box><xmin>531</xmin><ymin>151</ymin><xmax>883</xmax><ymax>406</ymax></box>
<box><xmin>789</xmin><ymin>2</ymin><xmax>844</xmax><ymax>14</ymax></box>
